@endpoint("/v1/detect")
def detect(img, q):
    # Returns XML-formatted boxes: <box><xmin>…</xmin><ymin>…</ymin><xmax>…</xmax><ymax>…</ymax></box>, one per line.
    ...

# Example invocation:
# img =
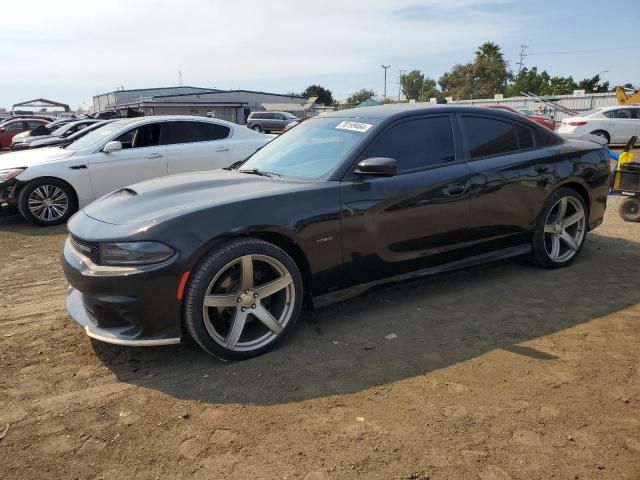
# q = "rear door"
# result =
<box><xmin>165</xmin><ymin>120</ymin><xmax>233</xmax><ymax>174</ymax></box>
<box><xmin>604</xmin><ymin>109</ymin><xmax>638</xmax><ymax>143</ymax></box>
<box><xmin>88</xmin><ymin>122</ymin><xmax>167</xmax><ymax>198</ymax></box>
<box><xmin>339</xmin><ymin>114</ymin><xmax>472</xmax><ymax>286</ymax></box>
<box><xmin>458</xmin><ymin>114</ymin><xmax>555</xmax><ymax>248</ymax></box>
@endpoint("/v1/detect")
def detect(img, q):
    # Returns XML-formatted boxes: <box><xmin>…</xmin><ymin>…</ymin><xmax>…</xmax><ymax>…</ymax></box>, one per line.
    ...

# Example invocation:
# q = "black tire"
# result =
<box><xmin>17</xmin><ymin>177</ymin><xmax>78</xmax><ymax>226</ymax></box>
<box><xmin>530</xmin><ymin>187</ymin><xmax>588</xmax><ymax>269</ymax></box>
<box><xmin>183</xmin><ymin>238</ymin><xmax>303</xmax><ymax>361</ymax></box>
<box><xmin>618</xmin><ymin>197</ymin><xmax>640</xmax><ymax>222</ymax></box>
<box><xmin>590</xmin><ymin>130</ymin><xmax>610</xmax><ymax>145</ymax></box>
<box><xmin>252</xmin><ymin>125</ymin><xmax>262</xmax><ymax>132</ymax></box>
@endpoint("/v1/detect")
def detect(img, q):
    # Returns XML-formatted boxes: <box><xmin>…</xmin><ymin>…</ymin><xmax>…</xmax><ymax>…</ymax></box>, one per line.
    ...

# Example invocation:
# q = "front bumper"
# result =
<box><xmin>61</xmin><ymin>238</ymin><xmax>183</xmax><ymax>346</ymax></box>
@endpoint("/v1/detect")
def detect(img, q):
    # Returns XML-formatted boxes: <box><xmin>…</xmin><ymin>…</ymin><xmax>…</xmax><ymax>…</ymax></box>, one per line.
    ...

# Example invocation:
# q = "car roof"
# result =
<box><xmin>108</xmin><ymin>115</ymin><xmax>238</xmax><ymax>128</ymax></box>
<box><xmin>320</xmin><ymin>103</ymin><xmax>530</xmax><ymax>122</ymax></box>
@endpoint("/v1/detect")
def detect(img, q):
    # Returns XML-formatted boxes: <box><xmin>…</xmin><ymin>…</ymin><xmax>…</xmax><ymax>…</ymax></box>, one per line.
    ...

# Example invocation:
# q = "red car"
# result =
<box><xmin>0</xmin><ymin>118</ymin><xmax>49</xmax><ymax>149</ymax></box>
<box><xmin>483</xmin><ymin>104</ymin><xmax>556</xmax><ymax>130</ymax></box>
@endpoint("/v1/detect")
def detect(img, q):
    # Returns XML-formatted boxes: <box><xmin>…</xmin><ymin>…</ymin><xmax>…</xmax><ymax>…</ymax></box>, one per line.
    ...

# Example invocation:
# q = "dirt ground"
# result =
<box><xmin>0</xmin><ymin>195</ymin><xmax>639</xmax><ymax>480</ymax></box>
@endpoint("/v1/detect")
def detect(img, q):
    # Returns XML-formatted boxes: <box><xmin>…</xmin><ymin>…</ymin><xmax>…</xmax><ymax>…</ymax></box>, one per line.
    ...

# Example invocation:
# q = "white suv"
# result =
<box><xmin>0</xmin><ymin>116</ymin><xmax>270</xmax><ymax>226</ymax></box>
<box><xmin>557</xmin><ymin>106</ymin><xmax>640</xmax><ymax>145</ymax></box>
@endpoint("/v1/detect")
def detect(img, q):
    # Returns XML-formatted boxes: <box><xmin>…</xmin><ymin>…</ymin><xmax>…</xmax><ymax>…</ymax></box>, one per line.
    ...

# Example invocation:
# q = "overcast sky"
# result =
<box><xmin>1</xmin><ymin>0</ymin><xmax>638</xmax><ymax>109</ymax></box>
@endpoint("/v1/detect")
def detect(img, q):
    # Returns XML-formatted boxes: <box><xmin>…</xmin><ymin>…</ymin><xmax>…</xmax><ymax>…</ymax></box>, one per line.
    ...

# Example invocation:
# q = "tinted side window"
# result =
<box><xmin>115</xmin><ymin>124</ymin><xmax>161</xmax><ymax>149</ymax></box>
<box><xmin>604</xmin><ymin>109</ymin><xmax>632</xmax><ymax>119</ymax></box>
<box><xmin>5</xmin><ymin>123</ymin><xmax>24</xmax><ymax>131</ymax></box>
<box><xmin>362</xmin><ymin>116</ymin><xmax>455</xmax><ymax>172</ymax></box>
<box><xmin>462</xmin><ymin>116</ymin><xmax>518</xmax><ymax>158</ymax></box>
<box><xmin>25</xmin><ymin>121</ymin><xmax>45</xmax><ymax>129</ymax></box>
<box><xmin>515</xmin><ymin>124</ymin><xmax>534</xmax><ymax>149</ymax></box>
<box><xmin>166</xmin><ymin>121</ymin><xmax>230</xmax><ymax>145</ymax></box>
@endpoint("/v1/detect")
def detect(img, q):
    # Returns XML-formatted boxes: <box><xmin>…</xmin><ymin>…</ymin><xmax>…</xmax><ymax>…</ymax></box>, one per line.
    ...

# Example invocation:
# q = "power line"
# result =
<box><xmin>516</xmin><ymin>44</ymin><xmax>528</xmax><ymax>74</ymax></box>
<box><xmin>528</xmin><ymin>46</ymin><xmax>639</xmax><ymax>56</ymax></box>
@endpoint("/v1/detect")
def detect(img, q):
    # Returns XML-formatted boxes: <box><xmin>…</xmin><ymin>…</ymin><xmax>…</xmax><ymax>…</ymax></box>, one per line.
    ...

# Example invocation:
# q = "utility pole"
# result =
<box><xmin>381</xmin><ymin>65</ymin><xmax>390</xmax><ymax>100</ymax></box>
<box><xmin>178</xmin><ymin>70</ymin><xmax>183</xmax><ymax>86</ymax></box>
<box><xmin>398</xmin><ymin>69</ymin><xmax>405</xmax><ymax>102</ymax></box>
<box><xmin>516</xmin><ymin>45</ymin><xmax>528</xmax><ymax>74</ymax></box>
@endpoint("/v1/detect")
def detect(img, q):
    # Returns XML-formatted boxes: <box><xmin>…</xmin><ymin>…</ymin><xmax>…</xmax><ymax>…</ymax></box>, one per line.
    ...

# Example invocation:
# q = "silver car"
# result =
<box><xmin>246</xmin><ymin>111</ymin><xmax>298</xmax><ymax>133</ymax></box>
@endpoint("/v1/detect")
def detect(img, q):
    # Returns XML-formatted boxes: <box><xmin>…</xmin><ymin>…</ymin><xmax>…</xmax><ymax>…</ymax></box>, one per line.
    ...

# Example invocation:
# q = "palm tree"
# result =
<box><xmin>475</xmin><ymin>42</ymin><xmax>504</xmax><ymax>62</ymax></box>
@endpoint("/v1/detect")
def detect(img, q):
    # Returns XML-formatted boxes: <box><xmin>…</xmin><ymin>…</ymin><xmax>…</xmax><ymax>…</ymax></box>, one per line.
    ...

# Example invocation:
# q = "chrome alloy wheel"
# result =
<box><xmin>28</xmin><ymin>185</ymin><xmax>69</xmax><ymax>222</ymax></box>
<box><xmin>202</xmin><ymin>254</ymin><xmax>295</xmax><ymax>352</ymax></box>
<box><xmin>543</xmin><ymin>196</ymin><xmax>586</xmax><ymax>263</ymax></box>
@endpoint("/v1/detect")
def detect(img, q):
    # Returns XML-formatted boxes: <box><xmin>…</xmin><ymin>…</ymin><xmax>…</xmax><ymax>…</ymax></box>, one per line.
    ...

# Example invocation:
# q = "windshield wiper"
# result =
<box><xmin>238</xmin><ymin>168</ymin><xmax>280</xmax><ymax>178</ymax></box>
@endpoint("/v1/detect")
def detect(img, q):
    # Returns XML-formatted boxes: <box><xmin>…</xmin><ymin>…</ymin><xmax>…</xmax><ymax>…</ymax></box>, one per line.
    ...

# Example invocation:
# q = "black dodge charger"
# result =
<box><xmin>61</xmin><ymin>105</ymin><xmax>611</xmax><ymax>360</ymax></box>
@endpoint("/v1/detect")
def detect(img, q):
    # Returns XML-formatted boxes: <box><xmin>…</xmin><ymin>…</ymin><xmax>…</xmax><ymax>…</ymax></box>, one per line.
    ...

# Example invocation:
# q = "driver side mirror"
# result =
<box><xmin>355</xmin><ymin>157</ymin><xmax>398</xmax><ymax>177</ymax></box>
<box><xmin>103</xmin><ymin>141</ymin><xmax>122</xmax><ymax>153</ymax></box>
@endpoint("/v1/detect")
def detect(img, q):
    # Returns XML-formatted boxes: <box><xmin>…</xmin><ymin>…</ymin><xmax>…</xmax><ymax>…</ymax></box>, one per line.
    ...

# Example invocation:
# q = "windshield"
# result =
<box><xmin>51</xmin><ymin>124</ymin><xmax>72</xmax><ymax>136</ymax></box>
<box><xmin>240</xmin><ymin>117</ymin><xmax>379</xmax><ymax>180</ymax></box>
<box><xmin>65</xmin><ymin>121</ymin><xmax>128</xmax><ymax>150</ymax></box>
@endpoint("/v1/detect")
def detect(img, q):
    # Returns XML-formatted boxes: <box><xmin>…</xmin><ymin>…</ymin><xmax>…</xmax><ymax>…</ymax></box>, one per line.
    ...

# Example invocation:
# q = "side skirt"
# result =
<box><xmin>312</xmin><ymin>244</ymin><xmax>532</xmax><ymax>309</ymax></box>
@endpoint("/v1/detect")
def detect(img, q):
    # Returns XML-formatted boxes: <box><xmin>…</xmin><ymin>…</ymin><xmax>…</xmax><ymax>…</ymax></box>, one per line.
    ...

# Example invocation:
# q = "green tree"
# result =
<box><xmin>400</xmin><ymin>70</ymin><xmax>425</xmax><ymax>101</ymax></box>
<box><xmin>505</xmin><ymin>67</ymin><xmax>550</xmax><ymax>96</ymax></box>
<box><xmin>438</xmin><ymin>63</ymin><xmax>474</xmax><ymax>100</ymax></box>
<box><xmin>420</xmin><ymin>77</ymin><xmax>439</xmax><ymax>101</ymax></box>
<box><xmin>346</xmin><ymin>88</ymin><xmax>376</xmax><ymax>106</ymax></box>
<box><xmin>472</xmin><ymin>41</ymin><xmax>510</xmax><ymax>98</ymax></box>
<box><xmin>577</xmin><ymin>75</ymin><xmax>609</xmax><ymax>93</ymax></box>
<box><xmin>539</xmin><ymin>76</ymin><xmax>578</xmax><ymax>96</ymax></box>
<box><xmin>302</xmin><ymin>84</ymin><xmax>335</xmax><ymax>106</ymax></box>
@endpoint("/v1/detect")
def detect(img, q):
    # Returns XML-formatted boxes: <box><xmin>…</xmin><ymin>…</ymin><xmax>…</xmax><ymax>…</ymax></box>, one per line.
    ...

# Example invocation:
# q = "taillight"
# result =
<box><xmin>567</xmin><ymin>121</ymin><xmax>587</xmax><ymax>126</ymax></box>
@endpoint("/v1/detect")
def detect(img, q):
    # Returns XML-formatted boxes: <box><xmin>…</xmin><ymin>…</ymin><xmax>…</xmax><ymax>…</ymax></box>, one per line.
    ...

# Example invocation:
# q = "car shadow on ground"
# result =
<box><xmin>0</xmin><ymin>212</ymin><xmax>67</xmax><ymax>236</ymax></box>
<box><xmin>91</xmin><ymin>232</ymin><xmax>640</xmax><ymax>406</ymax></box>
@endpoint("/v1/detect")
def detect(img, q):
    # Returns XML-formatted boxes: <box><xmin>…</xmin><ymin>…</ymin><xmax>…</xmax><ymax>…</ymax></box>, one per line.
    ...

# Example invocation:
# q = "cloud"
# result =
<box><xmin>0</xmin><ymin>0</ymin><xmax>519</xmax><ymax>106</ymax></box>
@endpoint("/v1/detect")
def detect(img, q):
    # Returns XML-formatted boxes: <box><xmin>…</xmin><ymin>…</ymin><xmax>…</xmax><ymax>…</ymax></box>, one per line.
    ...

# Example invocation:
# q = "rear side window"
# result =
<box><xmin>361</xmin><ymin>116</ymin><xmax>455</xmax><ymax>172</ymax></box>
<box><xmin>462</xmin><ymin>116</ymin><xmax>518</xmax><ymax>158</ymax></box>
<box><xmin>25</xmin><ymin>121</ymin><xmax>45</xmax><ymax>129</ymax></box>
<box><xmin>604</xmin><ymin>109</ymin><xmax>632</xmax><ymax>119</ymax></box>
<box><xmin>515</xmin><ymin>124</ymin><xmax>534</xmax><ymax>149</ymax></box>
<box><xmin>250</xmin><ymin>113</ymin><xmax>265</xmax><ymax>119</ymax></box>
<box><xmin>166</xmin><ymin>121</ymin><xmax>230</xmax><ymax>144</ymax></box>
<box><xmin>5</xmin><ymin>122</ymin><xmax>24</xmax><ymax>131</ymax></box>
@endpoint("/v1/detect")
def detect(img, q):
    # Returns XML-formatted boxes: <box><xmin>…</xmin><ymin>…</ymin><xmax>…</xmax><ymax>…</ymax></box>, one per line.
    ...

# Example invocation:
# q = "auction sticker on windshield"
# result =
<box><xmin>336</xmin><ymin>121</ymin><xmax>373</xmax><ymax>133</ymax></box>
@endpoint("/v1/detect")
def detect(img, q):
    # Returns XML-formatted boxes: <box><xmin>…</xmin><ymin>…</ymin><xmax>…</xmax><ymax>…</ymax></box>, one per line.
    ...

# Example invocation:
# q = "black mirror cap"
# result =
<box><xmin>355</xmin><ymin>157</ymin><xmax>398</xmax><ymax>177</ymax></box>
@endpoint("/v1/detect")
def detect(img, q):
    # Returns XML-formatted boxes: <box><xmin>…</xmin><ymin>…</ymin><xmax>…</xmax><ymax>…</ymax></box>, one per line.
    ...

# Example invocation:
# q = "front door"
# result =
<box><xmin>88</xmin><ymin>122</ymin><xmax>167</xmax><ymax>199</ymax></box>
<box><xmin>339</xmin><ymin>114</ymin><xmax>471</xmax><ymax>286</ymax></box>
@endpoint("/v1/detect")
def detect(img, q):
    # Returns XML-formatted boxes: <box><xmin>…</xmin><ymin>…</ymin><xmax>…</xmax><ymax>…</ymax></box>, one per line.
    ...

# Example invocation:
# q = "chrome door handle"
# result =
<box><xmin>215</xmin><ymin>146</ymin><xmax>230</xmax><ymax>152</ymax></box>
<box><xmin>147</xmin><ymin>153</ymin><xmax>163</xmax><ymax>159</ymax></box>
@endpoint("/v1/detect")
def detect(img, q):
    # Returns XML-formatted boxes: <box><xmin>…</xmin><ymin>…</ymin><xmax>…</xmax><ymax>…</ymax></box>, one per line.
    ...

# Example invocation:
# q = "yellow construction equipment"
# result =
<box><xmin>616</xmin><ymin>86</ymin><xmax>640</xmax><ymax>105</ymax></box>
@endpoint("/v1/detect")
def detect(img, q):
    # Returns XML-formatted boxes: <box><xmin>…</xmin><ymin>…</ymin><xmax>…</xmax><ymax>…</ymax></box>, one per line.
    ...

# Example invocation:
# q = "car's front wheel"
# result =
<box><xmin>531</xmin><ymin>188</ymin><xmax>588</xmax><ymax>268</ymax></box>
<box><xmin>183</xmin><ymin>238</ymin><xmax>303</xmax><ymax>360</ymax></box>
<box><xmin>17</xmin><ymin>177</ymin><xmax>78</xmax><ymax>226</ymax></box>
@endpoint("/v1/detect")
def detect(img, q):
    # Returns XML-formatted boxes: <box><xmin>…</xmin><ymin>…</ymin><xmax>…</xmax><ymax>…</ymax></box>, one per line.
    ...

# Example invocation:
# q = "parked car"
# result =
<box><xmin>0</xmin><ymin>118</ymin><xmax>49</xmax><ymax>149</ymax></box>
<box><xmin>60</xmin><ymin>105</ymin><xmax>610</xmax><ymax>360</ymax></box>
<box><xmin>557</xmin><ymin>106</ymin><xmax>640</xmax><ymax>145</ymax></box>
<box><xmin>483</xmin><ymin>104</ymin><xmax>556</xmax><ymax>130</ymax></box>
<box><xmin>11</xmin><ymin>118</ymin><xmax>77</xmax><ymax>141</ymax></box>
<box><xmin>20</xmin><ymin>120</ymin><xmax>114</xmax><ymax>150</ymax></box>
<box><xmin>246</xmin><ymin>111</ymin><xmax>298</xmax><ymax>133</ymax></box>
<box><xmin>0</xmin><ymin>116</ymin><xmax>271</xmax><ymax>225</ymax></box>
<box><xmin>11</xmin><ymin>119</ymin><xmax>102</xmax><ymax>150</ymax></box>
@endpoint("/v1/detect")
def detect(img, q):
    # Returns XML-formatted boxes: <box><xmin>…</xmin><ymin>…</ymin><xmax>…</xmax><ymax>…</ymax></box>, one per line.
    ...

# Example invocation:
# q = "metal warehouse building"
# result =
<box><xmin>92</xmin><ymin>86</ymin><xmax>309</xmax><ymax>124</ymax></box>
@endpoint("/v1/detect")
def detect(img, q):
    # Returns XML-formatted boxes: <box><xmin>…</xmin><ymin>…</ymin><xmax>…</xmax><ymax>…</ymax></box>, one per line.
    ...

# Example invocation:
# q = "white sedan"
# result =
<box><xmin>557</xmin><ymin>106</ymin><xmax>640</xmax><ymax>145</ymax></box>
<box><xmin>0</xmin><ymin>116</ymin><xmax>271</xmax><ymax>226</ymax></box>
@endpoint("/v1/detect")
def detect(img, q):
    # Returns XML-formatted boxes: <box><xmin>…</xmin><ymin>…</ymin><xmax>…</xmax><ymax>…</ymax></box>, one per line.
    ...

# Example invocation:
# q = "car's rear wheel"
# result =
<box><xmin>531</xmin><ymin>188</ymin><xmax>588</xmax><ymax>268</ymax></box>
<box><xmin>17</xmin><ymin>178</ymin><xmax>77</xmax><ymax>226</ymax></box>
<box><xmin>183</xmin><ymin>238</ymin><xmax>303</xmax><ymax>360</ymax></box>
<box><xmin>252</xmin><ymin>125</ymin><xmax>262</xmax><ymax>132</ymax></box>
<box><xmin>590</xmin><ymin>130</ymin><xmax>610</xmax><ymax>145</ymax></box>
<box><xmin>618</xmin><ymin>196</ymin><xmax>640</xmax><ymax>222</ymax></box>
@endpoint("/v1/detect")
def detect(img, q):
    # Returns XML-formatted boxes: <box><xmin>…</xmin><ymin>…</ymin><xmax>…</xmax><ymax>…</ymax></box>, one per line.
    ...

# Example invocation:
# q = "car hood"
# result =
<box><xmin>83</xmin><ymin>170</ymin><xmax>314</xmax><ymax>225</ymax></box>
<box><xmin>0</xmin><ymin>146</ymin><xmax>75</xmax><ymax>168</ymax></box>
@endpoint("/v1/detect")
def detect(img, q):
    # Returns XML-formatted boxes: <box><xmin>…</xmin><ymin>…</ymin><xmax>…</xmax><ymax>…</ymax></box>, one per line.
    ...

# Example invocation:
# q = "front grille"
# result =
<box><xmin>70</xmin><ymin>235</ymin><xmax>100</xmax><ymax>264</ymax></box>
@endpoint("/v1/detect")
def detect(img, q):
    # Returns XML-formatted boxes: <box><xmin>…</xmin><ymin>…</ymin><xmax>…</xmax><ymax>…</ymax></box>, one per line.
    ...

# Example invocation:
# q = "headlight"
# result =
<box><xmin>99</xmin><ymin>241</ymin><xmax>175</xmax><ymax>266</ymax></box>
<box><xmin>0</xmin><ymin>168</ymin><xmax>25</xmax><ymax>182</ymax></box>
